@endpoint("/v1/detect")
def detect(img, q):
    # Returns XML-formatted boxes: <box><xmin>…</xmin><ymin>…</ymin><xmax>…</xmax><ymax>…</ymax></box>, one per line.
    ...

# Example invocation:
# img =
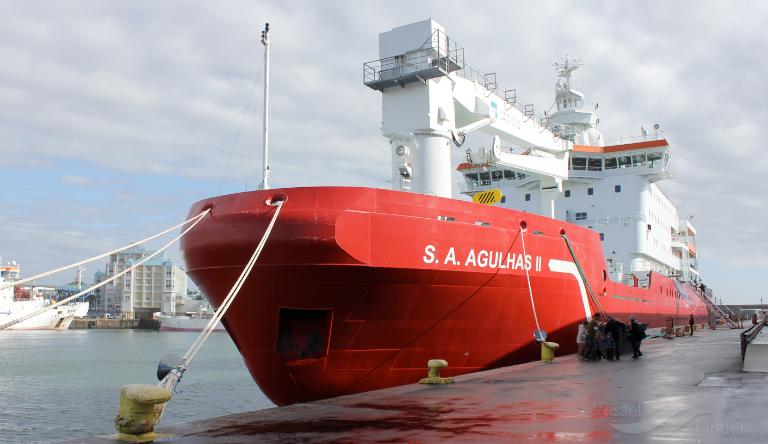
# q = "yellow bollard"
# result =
<box><xmin>114</xmin><ymin>384</ymin><xmax>172</xmax><ymax>442</ymax></box>
<box><xmin>541</xmin><ymin>341</ymin><xmax>560</xmax><ymax>362</ymax></box>
<box><xmin>419</xmin><ymin>359</ymin><xmax>454</xmax><ymax>384</ymax></box>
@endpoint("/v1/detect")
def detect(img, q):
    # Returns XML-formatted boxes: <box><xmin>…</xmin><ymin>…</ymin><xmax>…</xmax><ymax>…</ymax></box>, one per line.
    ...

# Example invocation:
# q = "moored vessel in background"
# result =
<box><xmin>157</xmin><ymin>304</ymin><xmax>224</xmax><ymax>332</ymax></box>
<box><xmin>0</xmin><ymin>257</ymin><xmax>89</xmax><ymax>330</ymax></box>
<box><xmin>181</xmin><ymin>19</ymin><xmax>712</xmax><ymax>406</ymax></box>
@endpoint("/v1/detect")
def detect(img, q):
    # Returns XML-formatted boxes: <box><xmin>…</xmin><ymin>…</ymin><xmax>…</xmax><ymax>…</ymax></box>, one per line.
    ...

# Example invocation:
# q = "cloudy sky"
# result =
<box><xmin>1</xmin><ymin>1</ymin><xmax>765</xmax><ymax>304</ymax></box>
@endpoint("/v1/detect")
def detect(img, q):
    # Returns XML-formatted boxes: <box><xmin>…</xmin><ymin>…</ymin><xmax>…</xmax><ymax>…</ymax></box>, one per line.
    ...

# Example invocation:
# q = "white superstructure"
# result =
<box><xmin>458</xmin><ymin>58</ymin><xmax>699</xmax><ymax>286</ymax></box>
<box><xmin>366</xmin><ymin>19</ymin><xmax>569</xmax><ymax>205</ymax></box>
<box><xmin>365</xmin><ymin>19</ymin><xmax>700</xmax><ymax>288</ymax></box>
<box><xmin>0</xmin><ymin>257</ymin><xmax>89</xmax><ymax>330</ymax></box>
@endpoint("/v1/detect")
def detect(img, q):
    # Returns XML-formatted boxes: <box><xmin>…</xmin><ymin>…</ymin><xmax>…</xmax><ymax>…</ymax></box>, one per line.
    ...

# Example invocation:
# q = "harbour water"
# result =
<box><xmin>0</xmin><ymin>330</ymin><xmax>273</xmax><ymax>443</ymax></box>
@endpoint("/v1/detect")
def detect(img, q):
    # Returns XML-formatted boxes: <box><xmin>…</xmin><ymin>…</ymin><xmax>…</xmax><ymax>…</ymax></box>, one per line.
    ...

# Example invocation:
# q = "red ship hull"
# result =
<box><xmin>181</xmin><ymin>186</ymin><xmax>708</xmax><ymax>405</ymax></box>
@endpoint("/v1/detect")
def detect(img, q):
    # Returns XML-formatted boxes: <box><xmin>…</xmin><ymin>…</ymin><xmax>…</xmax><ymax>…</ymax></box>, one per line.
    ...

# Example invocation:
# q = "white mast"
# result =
<box><xmin>260</xmin><ymin>22</ymin><xmax>271</xmax><ymax>190</ymax></box>
<box><xmin>77</xmin><ymin>266</ymin><xmax>85</xmax><ymax>291</ymax></box>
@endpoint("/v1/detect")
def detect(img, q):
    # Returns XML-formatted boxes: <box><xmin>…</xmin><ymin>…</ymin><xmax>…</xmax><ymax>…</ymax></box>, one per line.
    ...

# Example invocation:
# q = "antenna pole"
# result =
<box><xmin>260</xmin><ymin>23</ymin><xmax>271</xmax><ymax>190</ymax></box>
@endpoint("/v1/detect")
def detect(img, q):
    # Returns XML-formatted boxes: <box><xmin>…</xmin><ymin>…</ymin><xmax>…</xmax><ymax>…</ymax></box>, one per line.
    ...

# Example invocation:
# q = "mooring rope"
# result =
<box><xmin>519</xmin><ymin>228</ymin><xmax>543</xmax><ymax>339</ymax></box>
<box><xmin>561</xmin><ymin>233</ymin><xmax>608</xmax><ymax>318</ymax></box>
<box><xmin>0</xmin><ymin>209</ymin><xmax>211</xmax><ymax>330</ymax></box>
<box><xmin>0</xmin><ymin>211</ymin><xmax>211</xmax><ymax>291</ymax></box>
<box><xmin>159</xmin><ymin>200</ymin><xmax>284</xmax><ymax>396</ymax></box>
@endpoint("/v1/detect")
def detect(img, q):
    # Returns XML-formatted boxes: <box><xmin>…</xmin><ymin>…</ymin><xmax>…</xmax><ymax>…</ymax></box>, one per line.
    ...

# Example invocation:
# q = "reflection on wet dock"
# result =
<box><xmin>71</xmin><ymin>328</ymin><xmax>767</xmax><ymax>443</ymax></box>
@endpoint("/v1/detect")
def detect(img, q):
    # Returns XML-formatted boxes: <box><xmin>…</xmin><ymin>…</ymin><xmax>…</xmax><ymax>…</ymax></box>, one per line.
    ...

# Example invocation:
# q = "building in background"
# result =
<box><xmin>100</xmin><ymin>246</ymin><xmax>187</xmax><ymax>319</ymax></box>
<box><xmin>91</xmin><ymin>270</ymin><xmax>106</xmax><ymax>312</ymax></box>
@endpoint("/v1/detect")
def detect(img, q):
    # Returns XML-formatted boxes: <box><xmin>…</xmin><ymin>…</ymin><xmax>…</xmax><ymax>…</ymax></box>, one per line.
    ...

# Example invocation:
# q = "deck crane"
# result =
<box><xmin>364</xmin><ymin>19</ymin><xmax>572</xmax><ymax>217</ymax></box>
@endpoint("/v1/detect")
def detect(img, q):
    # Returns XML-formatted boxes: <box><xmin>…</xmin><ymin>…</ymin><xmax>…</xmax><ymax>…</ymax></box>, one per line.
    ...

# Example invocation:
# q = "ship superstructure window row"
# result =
<box><xmin>569</xmin><ymin>151</ymin><xmax>666</xmax><ymax>172</ymax></box>
<box><xmin>558</xmin><ymin>99</ymin><xmax>583</xmax><ymax>110</ymax></box>
<box><xmin>464</xmin><ymin>170</ymin><xmax>527</xmax><ymax>187</ymax></box>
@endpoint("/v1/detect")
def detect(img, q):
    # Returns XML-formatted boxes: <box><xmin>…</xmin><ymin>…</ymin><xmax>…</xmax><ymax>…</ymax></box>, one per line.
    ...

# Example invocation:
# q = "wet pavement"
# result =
<box><xmin>72</xmin><ymin>328</ymin><xmax>767</xmax><ymax>443</ymax></box>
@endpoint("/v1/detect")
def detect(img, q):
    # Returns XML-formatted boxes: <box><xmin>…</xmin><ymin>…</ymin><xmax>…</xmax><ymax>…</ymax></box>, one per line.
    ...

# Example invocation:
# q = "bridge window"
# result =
<box><xmin>632</xmin><ymin>154</ymin><xmax>647</xmax><ymax>166</ymax></box>
<box><xmin>588</xmin><ymin>158</ymin><xmax>602</xmax><ymax>171</ymax></box>
<box><xmin>647</xmin><ymin>152</ymin><xmax>663</xmax><ymax>166</ymax></box>
<box><xmin>572</xmin><ymin>157</ymin><xmax>587</xmax><ymax>170</ymax></box>
<box><xmin>466</xmin><ymin>173</ymin><xmax>479</xmax><ymax>185</ymax></box>
<box><xmin>491</xmin><ymin>170</ymin><xmax>503</xmax><ymax>181</ymax></box>
<box><xmin>503</xmin><ymin>169</ymin><xmax>515</xmax><ymax>179</ymax></box>
<box><xmin>479</xmin><ymin>172</ymin><xmax>491</xmax><ymax>185</ymax></box>
<box><xmin>605</xmin><ymin>158</ymin><xmax>618</xmax><ymax>169</ymax></box>
<box><xmin>618</xmin><ymin>156</ymin><xmax>631</xmax><ymax>168</ymax></box>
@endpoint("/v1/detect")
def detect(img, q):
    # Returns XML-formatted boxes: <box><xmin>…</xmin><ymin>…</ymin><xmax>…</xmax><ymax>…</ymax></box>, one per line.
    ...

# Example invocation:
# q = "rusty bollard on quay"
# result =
<box><xmin>419</xmin><ymin>359</ymin><xmax>455</xmax><ymax>384</ymax></box>
<box><xmin>114</xmin><ymin>384</ymin><xmax>172</xmax><ymax>442</ymax></box>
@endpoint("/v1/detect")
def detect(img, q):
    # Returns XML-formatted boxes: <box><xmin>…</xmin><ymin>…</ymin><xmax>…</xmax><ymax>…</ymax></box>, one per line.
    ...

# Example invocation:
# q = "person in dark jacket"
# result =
<box><xmin>629</xmin><ymin>316</ymin><xmax>646</xmax><ymax>358</ymax></box>
<box><xmin>688</xmin><ymin>314</ymin><xmax>695</xmax><ymax>336</ymax></box>
<box><xmin>584</xmin><ymin>314</ymin><xmax>603</xmax><ymax>360</ymax></box>
<box><xmin>604</xmin><ymin>316</ymin><xmax>625</xmax><ymax>360</ymax></box>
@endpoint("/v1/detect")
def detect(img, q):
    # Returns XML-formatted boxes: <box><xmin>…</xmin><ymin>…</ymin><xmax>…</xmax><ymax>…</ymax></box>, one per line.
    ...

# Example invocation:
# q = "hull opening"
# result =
<box><xmin>277</xmin><ymin>308</ymin><xmax>333</xmax><ymax>363</ymax></box>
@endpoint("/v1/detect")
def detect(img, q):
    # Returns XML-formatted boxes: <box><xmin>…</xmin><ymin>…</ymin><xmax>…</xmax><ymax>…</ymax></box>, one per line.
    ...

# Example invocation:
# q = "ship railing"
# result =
<box><xmin>603</xmin><ymin>132</ymin><xmax>665</xmax><ymax>146</ymax></box>
<box><xmin>364</xmin><ymin>29</ymin><xmax>464</xmax><ymax>91</ymax></box>
<box><xmin>455</xmin><ymin>63</ymin><xmax>550</xmax><ymax>128</ymax></box>
<box><xmin>566</xmin><ymin>215</ymin><xmax>643</xmax><ymax>226</ymax></box>
<box><xmin>672</xmin><ymin>235</ymin><xmax>696</xmax><ymax>252</ymax></box>
<box><xmin>363</xmin><ymin>29</ymin><xmax>555</xmax><ymax>133</ymax></box>
<box><xmin>622</xmin><ymin>275</ymin><xmax>650</xmax><ymax>287</ymax></box>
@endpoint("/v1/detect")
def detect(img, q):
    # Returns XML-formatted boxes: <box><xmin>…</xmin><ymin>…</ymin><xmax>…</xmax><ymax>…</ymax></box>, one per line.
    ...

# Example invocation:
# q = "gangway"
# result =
<box><xmin>683</xmin><ymin>282</ymin><xmax>738</xmax><ymax>328</ymax></box>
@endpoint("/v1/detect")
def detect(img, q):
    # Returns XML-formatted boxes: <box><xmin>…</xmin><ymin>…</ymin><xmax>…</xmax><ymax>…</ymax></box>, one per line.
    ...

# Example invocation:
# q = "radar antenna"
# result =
<box><xmin>553</xmin><ymin>54</ymin><xmax>583</xmax><ymax>80</ymax></box>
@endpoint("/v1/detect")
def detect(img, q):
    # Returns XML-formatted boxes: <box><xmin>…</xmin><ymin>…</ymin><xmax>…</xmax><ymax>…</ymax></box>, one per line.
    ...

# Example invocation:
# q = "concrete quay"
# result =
<box><xmin>71</xmin><ymin>328</ymin><xmax>767</xmax><ymax>443</ymax></box>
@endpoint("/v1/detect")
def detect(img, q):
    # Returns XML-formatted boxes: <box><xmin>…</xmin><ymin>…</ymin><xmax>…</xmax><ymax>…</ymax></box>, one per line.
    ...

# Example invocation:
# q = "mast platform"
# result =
<box><xmin>68</xmin><ymin>328</ymin><xmax>768</xmax><ymax>443</ymax></box>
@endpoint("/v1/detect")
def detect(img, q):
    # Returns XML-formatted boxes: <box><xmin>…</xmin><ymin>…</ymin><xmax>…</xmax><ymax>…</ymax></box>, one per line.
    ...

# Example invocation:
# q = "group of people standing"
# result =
<box><xmin>576</xmin><ymin>313</ymin><xmax>647</xmax><ymax>361</ymax></box>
